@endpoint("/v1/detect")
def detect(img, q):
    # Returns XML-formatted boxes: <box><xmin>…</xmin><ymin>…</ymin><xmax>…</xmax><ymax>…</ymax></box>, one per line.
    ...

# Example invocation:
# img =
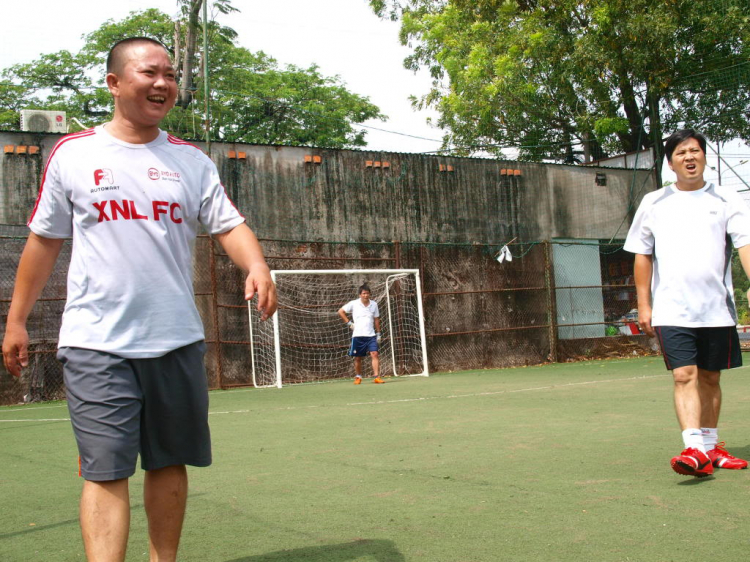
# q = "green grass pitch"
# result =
<box><xmin>2</xmin><ymin>355</ymin><xmax>750</xmax><ymax>561</ymax></box>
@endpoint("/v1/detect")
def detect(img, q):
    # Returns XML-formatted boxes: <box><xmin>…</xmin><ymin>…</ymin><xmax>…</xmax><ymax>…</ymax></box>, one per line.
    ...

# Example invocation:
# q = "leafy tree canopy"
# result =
<box><xmin>0</xmin><ymin>5</ymin><xmax>384</xmax><ymax>149</ymax></box>
<box><xmin>370</xmin><ymin>0</ymin><xmax>750</xmax><ymax>164</ymax></box>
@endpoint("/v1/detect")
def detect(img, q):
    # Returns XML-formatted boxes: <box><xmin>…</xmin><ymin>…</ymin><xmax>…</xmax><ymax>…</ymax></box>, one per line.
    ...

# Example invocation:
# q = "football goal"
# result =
<box><xmin>248</xmin><ymin>269</ymin><xmax>429</xmax><ymax>388</ymax></box>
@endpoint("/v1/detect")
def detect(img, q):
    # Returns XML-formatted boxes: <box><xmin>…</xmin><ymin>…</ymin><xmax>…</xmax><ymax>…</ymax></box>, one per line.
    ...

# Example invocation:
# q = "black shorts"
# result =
<box><xmin>654</xmin><ymin>326</ymin><xmax>742</xmax><ymax>372</ymax></box>
<box><xmin>58</xmin><ymin>341</ymin><xmax>211</xmax><ymax>481</ymax></box>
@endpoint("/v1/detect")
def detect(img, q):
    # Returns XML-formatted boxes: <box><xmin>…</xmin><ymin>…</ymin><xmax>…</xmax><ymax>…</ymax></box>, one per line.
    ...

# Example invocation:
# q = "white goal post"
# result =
<box><xmin>248</xmin><ymin>269</ymin><xmax>429</xmax><ymax>388</ymax></box>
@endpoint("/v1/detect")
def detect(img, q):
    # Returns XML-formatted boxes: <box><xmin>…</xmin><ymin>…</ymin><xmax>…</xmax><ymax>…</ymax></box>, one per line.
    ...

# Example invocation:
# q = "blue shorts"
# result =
<box><xmin>58</xmin><ymin>341</ymin><xmax>211</xmax><ymax>481</ymax></box>
<box><xmin>654</xmin><ymin>326</ymin><xmax>742</xmax><ymax>371</ymax></box>
<box><xmin>348</xmin><ymin>336</ymin><xmax>379</xmax><ymax>357</ymax></box>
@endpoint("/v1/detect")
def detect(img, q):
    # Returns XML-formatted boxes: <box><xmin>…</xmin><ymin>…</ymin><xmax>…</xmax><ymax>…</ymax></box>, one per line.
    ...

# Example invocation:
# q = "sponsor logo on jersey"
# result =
<box><xmin>91</xmin><ymin>168</ymin><xmax>120</xmax><ymax>193</ymax></box>
<box><xmin>94</xmin><ymin>168</ymin><xmax>114</xmax><ymax>186</ymax></box>
<box><xmin>147</xmin><ymin>168</ymin><xmax>182</xmax><ymax>182</ymax></box>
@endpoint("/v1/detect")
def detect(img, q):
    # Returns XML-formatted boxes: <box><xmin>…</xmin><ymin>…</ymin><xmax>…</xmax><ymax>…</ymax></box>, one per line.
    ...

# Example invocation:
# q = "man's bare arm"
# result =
<box><xmin>633</xmin><ymin>253</ymin><xmax>654</xmax><ymax>337</ymax></box>
<box><xmin>2</xmin><ymin>233</ymin><xmax>65</xmax><ymax>377</ymax></box>
<box><xmin>736</xmin><ymin>244</ymin><xmax>750</xmax><ymax>307</ymax></box>
<box><xmin>212</xmin><ymin>223</ymin><xmax>277</xmax><ymax>320</ymax></box>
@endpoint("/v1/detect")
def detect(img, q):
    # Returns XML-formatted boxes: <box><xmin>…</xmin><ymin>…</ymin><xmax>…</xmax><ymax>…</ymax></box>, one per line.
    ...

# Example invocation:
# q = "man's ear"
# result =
<box><xmin>106</xmin><ymin>72</ymin><xmax>119</xmax><ymax>97</ymax></box>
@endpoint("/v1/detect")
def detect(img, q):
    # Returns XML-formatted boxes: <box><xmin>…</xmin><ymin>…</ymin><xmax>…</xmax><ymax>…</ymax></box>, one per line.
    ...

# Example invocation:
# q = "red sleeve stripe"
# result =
<box><xmin>219</xmin><ymin>181</ymin><xmax>244</xmax><ymax>218</ymax></box>
<box><xmin>167</xmin><ymin>134</ymin><xmax>202</xmax><ymax>151</ymax></box>
<box><xmin>166</xmin><ymin>134</ymin><xmax>245</xmax><ymax>219</ymax></box>
<box><xmin>27</xmin><ymin>129</ymin><xmax>96</xmax><ymax>226</ymax></box>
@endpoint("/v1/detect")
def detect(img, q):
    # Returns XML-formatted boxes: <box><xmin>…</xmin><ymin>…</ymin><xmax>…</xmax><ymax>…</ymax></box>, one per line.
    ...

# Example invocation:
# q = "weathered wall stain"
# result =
<box><xmin>0</xmin><ymin>132</ymin><xmax>657</xmax><ymax>243</ymax></box>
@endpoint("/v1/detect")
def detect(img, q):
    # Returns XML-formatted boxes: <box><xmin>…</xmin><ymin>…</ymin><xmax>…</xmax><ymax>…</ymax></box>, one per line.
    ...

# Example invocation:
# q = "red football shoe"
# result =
<box><xmin>671</xmin><ymin>448</ymin><xmax>714</xmax><ymax>477</ymax></box>
<box><xmin>707</xmin><ymin>442</ymin><xmax>748</xmax><ymax>470</ymax></box>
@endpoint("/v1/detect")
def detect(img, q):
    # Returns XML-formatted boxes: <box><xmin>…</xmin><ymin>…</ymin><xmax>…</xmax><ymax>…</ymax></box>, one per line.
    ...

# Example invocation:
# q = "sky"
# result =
<box><xmin>1</xmin><ymin>0</ymin><xmax>748</xmax><ymax>187</ymax></box>
<box><xmin>0</xmin><ymin>0</ymin><xmax>446</xmax><ymax>154</ymax></box>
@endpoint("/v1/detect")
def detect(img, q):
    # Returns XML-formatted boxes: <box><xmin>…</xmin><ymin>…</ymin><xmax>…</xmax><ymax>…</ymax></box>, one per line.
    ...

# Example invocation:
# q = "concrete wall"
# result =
<box><xmin>0</xmin><ymin>131</ymin><xmax>657</xmax><ymax>242</ymax></box>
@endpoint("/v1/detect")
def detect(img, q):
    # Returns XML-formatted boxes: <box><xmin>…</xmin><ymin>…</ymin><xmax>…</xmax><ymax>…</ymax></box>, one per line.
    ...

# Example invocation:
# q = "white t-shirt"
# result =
<box><xmin>342</xmin><ymin>299</ymin><xmax>380</xmax><ymax>337</ymax></box>
<box><xmin>624</xmin><ymin>182</ymin><xmax>750</xmax><ymax>327</ymax></box>
<box><xmin>28</xmin><ymin>126</ymin><xmax>245</xmax><ymax>357</ymax></box>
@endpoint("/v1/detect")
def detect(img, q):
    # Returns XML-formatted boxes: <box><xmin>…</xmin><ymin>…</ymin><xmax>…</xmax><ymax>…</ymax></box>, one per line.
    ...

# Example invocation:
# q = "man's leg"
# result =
<box><xmin>80</xmin><ymin>478</ymin><xmax>130</xmax><ymax>562</ymax></box>
<box><xmin>670</xmin><ymin>364</ymin><xmax>713</xmax><ymax>476</ymax></box>
<box><xmin>697</xmin><ymin>368</ymin><xmax>721</xmax><ymax>429</ymax></box>
<box><xmin>144</xmin><ymin>465</ymin><xmax>188</xmax><ymax>562</ymax></box>
<box><xmin>673</xmin><ymin>365</ymin><xmax>702</xmax><ymax>431</ymax></box>
<box><xmin>697</xmin><ymin>367</ymin><xmax>746</xmax><ymax>468</ymax></box>
<box><xmin>354</xmin><ymin>356</ymin><xmax>362</xmax><ymax>377</ymax></box>
<box><xmin>371</xmin><ymin>351</ymin><xmax>380</xmax><ymax>379</ymax></box>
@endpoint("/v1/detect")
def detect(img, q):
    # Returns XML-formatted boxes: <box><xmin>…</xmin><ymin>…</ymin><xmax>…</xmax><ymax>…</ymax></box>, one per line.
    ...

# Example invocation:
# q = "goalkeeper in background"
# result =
<box><xmin>338</xmin><ymin>284</ymin><xmax>384</xmax><ymax>384</ymax></box>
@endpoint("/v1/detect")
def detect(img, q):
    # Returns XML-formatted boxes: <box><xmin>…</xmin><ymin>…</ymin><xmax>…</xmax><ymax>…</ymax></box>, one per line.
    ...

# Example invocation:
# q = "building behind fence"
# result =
<box><xmin>0</xmin><ymin>131</ymin><xmax>659</xmax><ymax>404</ymax></box>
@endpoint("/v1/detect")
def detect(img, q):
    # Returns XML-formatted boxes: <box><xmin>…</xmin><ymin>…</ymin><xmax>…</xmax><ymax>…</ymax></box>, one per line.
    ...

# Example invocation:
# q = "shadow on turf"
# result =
<box><xmin>226</xmin><ymin>539</ymin><xmax>405</xmax><ymax>562</ymax></box>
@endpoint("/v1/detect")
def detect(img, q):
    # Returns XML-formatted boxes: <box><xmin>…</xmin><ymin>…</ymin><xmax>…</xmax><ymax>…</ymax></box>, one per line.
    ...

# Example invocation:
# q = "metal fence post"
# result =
<box><xmin>545</xmin><ymin>240</ymin><xmax>559</xmax><ymax>363</ymax></box>
<box><xmin>209</xmin><ymin>237</ymin><xmax>224</xmax><ymax>388</ymax></box>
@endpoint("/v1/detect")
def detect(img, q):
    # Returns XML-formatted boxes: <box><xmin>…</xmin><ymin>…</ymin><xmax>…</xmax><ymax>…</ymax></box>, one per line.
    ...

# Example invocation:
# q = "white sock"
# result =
<box><xmin>682</xmin><ymin>428</ymin><xmax>705</xmax><ymax>452</ymax></box>
<box><xmin>355</xmin><ymin>374</ymin><xmax>362</xmax><ymax>379</ymax></box>
<box><xmin>701</xmin><ymin>428</ymin><xmax>718</xmax><ymax>451</ymax></box>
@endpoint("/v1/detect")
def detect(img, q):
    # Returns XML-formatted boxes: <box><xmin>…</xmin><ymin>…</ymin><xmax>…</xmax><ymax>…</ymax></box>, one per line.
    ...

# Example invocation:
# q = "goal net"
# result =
<box><xmin>248</xmin><ymin>269</ymin><xmax>429</xmax><ymax>388</ymax></box>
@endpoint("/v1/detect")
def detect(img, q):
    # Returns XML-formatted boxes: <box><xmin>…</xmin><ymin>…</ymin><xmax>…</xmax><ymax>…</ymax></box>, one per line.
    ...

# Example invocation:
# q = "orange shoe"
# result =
<box><xmin>354</xmin><ymin>377</ymin><xmax>362</xmax><ymax>385</ymax></box>
<box><xmin>373</xmin><ymin>377</ymin><xmax>385</xmax><ymax>384</ymax></box>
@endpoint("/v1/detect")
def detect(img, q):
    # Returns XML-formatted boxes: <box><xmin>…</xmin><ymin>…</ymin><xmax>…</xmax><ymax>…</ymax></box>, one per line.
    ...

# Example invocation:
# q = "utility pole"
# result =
<box><xmin>202</xmin><ymin>0</ymin><xmax>211</xmax><ymax>156</ymax></box>
<box><xmin>717</xmin><ymin>142</ymin><xmax>721</xmax><ymax>186</ymax></box>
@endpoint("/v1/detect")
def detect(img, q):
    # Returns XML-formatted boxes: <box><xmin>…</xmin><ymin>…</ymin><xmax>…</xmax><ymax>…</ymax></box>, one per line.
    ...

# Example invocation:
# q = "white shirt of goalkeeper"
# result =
<box><xmin>342</xmin><ymin>299</ymin><xmax>380</xmax><ymax>337</ymax></box>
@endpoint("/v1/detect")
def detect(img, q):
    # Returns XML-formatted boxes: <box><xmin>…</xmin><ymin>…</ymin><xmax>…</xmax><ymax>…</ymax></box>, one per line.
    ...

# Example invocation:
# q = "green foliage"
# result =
<box><xmin>1</xmin><ymin>6</ymin><xmax>384</xmax><ymax>148</ymax></box>
<box><xmin>371</xmin><ymin>0</ymin><xmax>750</xmax><ymax>162</ymax></box>
<box><xmin>594</xmin><ymin>117</ymin><xmax>629</xmax><ymax>138</ymax></box>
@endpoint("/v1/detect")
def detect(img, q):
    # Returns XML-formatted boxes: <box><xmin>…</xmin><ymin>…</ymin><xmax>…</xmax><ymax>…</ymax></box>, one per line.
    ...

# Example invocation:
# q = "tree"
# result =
<box><xmin>369</xmin><ymin>0</ymin><xmax>750</xmax><ymax>166</ymax></box>
<box><xmin>0</xmin><ymin>6</ymin><xmax>384</xmax><ymax>149</ymax></box>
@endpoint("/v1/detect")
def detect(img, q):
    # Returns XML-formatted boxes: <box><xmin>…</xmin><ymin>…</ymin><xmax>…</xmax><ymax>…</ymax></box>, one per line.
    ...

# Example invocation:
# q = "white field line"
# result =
<box><xmin>1</xmin><ymin>403</ymin><xmax>69</xmax><ymax>413</ymax></box>
<box><xmin>207</xmin><ymin>372</ymin><xmax>673</xmax><ymax>415</ymax></box>
<box><xmin>3</xmin><ymin>366</ymin><xmax>749</xmax><ymax>422</ymax></box>
<box><xmin>0</xmin><ymin>417</ymin><xmax>72</xmax><ymax>422</ymax></box>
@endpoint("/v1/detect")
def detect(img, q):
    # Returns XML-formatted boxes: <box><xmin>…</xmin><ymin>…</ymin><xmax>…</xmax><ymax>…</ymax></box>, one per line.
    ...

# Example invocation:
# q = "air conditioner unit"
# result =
<box><xmin>20</xmin><ymin>110</ymin><xmax>67</xmax><ymax>133</ymax></box>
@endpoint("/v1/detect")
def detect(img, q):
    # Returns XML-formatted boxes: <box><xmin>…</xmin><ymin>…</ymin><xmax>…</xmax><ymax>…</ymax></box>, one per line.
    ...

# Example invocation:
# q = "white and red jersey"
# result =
<box><xmin>342</xmin><ymin>299</ymin><xmax>380</xmax><ymax>337</ymax></box>
<box><xmin>624</xmin><ymin>182</ymin><xmax>750</xmax><ymax>327</ymax></box>
<box><xmin>29</xmin><ymin>125</ymin><xmax>245</xmax><ymax>357</ymax></box>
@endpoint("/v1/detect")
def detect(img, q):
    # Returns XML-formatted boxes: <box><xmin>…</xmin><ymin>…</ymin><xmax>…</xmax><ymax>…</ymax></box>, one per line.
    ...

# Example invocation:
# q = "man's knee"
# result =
<box><xmin>672</xmin><ymin>365</ymin><xmax>699</xmax><ymax>385</ymax></box>
<box><xmin>698</xmin><ymin>369</ymin><xmax>721</xmax><ymax>387</ymax></box>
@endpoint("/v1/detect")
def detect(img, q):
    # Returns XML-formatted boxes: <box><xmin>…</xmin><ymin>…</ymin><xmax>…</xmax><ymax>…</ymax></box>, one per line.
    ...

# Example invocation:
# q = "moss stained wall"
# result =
<box><xmin>0</xmin><ymin>132</ymin><xmax>656</xmax><ymax>242</ymax></box>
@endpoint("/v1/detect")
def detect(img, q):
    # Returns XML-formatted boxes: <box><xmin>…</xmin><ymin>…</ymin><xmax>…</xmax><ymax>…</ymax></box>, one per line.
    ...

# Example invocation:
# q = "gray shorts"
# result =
<box><xmin>58</xmin><ymin>341</ymin><xmax>211</xmax><ymax>481</ymax></box>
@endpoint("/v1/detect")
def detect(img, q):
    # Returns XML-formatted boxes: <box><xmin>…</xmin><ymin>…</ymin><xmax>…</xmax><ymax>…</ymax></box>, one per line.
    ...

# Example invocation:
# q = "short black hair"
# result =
<box><xmin>664</xmin><ymin>129</ymin><xmax>707</xmax><ymax>162</ymax></box>
<box><xmin>106</xmin><ymin>37</ymin><xmax>170</xmax><ymax>74</ymax></box>
<box><xmin>358</xmin><ymin>284</ymin><xmax>371</xmax><ymax>294</ymax></box>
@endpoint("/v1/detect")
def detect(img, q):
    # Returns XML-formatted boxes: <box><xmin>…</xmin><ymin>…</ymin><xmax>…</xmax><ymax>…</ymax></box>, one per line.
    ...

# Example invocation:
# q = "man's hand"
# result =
<box><xmin>376</xmin><ymin>332</ymin><xmax>382</xmax><ymax>343</ymax></box>
<box><xmin>638</xmin><ymin>305</ymin><xmax>655</xmax><ymax>337</ymax></box>
<box><xmin>2</xmin><ymin>323</ymin><xmax>30</xmax><ymax>378</ymax></box>
<box><xmin>244</xmin><ymin>266</ymin><xmax>277</xmax><ymax>321</ymax></box>
<box><xmin>348</xmin><ymin>321</ymin><xmax>355</xmax><ymax>331</ymax></box>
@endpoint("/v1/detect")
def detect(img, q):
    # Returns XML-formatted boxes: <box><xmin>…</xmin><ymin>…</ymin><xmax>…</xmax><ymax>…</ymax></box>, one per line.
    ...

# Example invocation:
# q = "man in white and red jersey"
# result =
<box><xmin>625</xmin><ymin>129</ymin><xmax>750</xmax><ymax>478</ymax></box>
<box><xmin>2</xmin><ymin>37</ymin><xmax>276</xmax><ymax>561</ymax></box>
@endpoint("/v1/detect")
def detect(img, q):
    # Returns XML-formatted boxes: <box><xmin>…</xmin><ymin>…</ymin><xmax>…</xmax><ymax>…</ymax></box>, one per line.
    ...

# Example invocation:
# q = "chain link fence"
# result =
<box><xmin>1</xmin><ymin>234</ymin><xmax>665</xmax><ymax>404</ymax></box>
